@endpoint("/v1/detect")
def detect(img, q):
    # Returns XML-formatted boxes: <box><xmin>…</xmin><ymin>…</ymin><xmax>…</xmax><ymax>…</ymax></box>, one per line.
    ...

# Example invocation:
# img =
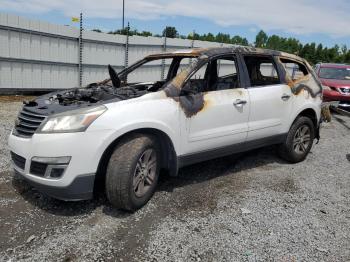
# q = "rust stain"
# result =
<box><xmin>164</xmin><ymin>82</ymin><xmax>205</xmax><ymax>118</ymax></box>
<box><xmin>146</xmin><ymin>48</ymin><xmax>209</xmax><ymax>59</ymax></box>
<box><xmin>159</xmin><ymin>47</ymin><xmax>322</xmax><ymax>117</ymax></box>
<box><xmin>201</xmin><ymin>94</ymin><xmax>213</xmax><ymax>113</ymax></box>
<box><xmin>285</xmin><ymin>72</ymin><xmax>321</xmax><ymax>98</ymax></box>
<box><xmin>172</xmin><ymin>70</ymin><xmax>188</xmax><ymax>89</ymax></box>
<box><xmin>286</xmin><ymin>74</ymin><xmax>311</xmax><ymax>88</ymax></box>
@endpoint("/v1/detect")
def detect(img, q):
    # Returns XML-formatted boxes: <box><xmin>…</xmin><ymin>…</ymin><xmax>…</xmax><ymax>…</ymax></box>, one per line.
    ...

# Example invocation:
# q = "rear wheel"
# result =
<box><xmin>278</xmin><ymin>116</ymin><xmax>315</xmax><ymax>163</ymax></box>
<box><xmin>105</xmin><ymin>134</ymin><xmax>160</xmax><ymax>211</ymax></box>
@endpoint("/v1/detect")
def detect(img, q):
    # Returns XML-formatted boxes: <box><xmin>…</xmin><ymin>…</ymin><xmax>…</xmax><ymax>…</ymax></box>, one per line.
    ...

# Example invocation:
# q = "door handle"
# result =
<box><xmin>281</xmin><ymin>94</ymin><xmax>291</xmax><ymax>101</ymax></box>
<box><xmin>233</xmin><ymin>99</ymin><xmax>247</xmax><ymax>106</ymax></box>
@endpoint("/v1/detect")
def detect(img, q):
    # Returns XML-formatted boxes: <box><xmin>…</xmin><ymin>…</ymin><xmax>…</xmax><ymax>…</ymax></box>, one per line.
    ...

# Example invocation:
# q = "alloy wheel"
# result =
<box><xmin>293</xmin><ymin>124</ymin><xmax>311</xmax><ymax>154</ymax></box>
<box><xmin>133</xmin><ymin>148</ymin><xmax>157</xmax><ymax>197</ymax></box>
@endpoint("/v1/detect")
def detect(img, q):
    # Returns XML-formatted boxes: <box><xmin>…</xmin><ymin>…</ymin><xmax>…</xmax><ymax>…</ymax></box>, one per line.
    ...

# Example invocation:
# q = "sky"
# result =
<box><xmin>1</xmin><ymin>0</ymin><xmax>350</xmax><ymax>47</ymax></box>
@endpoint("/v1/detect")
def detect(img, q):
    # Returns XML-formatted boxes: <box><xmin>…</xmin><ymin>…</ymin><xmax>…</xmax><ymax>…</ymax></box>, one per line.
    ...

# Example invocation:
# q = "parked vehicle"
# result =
<box><xmin>314</xmin><ymin>63</ymin><xmax>350</xmax><ymax>109</ymax></box>
<box><xmin>8</xmin><ymin>47</ymin><xmax>322</xmax><ymax>211</ymax></box>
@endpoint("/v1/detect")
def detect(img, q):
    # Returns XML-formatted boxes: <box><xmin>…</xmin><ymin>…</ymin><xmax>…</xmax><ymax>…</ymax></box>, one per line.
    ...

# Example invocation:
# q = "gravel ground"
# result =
<box><xmin>0</xmin><ymin>97</ymin><xmax>349</xmax><ymax>262</ymax></box>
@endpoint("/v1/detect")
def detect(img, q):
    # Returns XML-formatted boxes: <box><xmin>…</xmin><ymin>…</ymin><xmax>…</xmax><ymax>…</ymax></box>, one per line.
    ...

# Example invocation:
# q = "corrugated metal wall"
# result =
<box><xmin>0</xmin><ymin>13</ymin><xmax>232</xmax><ymax>91</ymax></box>
<box><xmin>0</xmin><ymin>13</ymin><xmax>293</xmax><ymax>92</ymax></box>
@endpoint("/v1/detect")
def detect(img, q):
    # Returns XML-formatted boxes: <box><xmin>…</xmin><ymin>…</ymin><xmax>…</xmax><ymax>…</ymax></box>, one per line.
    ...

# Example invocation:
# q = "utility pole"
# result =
<box><xmin>161</xmin><ymin>27</ymin><xmax>167</xmax><ymax>80</ymax></box>
<box><xmin>190</xmin><ymin>30</ymin><xmax>195</xmax><ymax>65</ymax></box>
<box><xmin>78</xmin><ymin>12</ymin><xmax>83</xmax><ymax>88</ymax></box>
<box><xmin>122</xmin><ymin>0</ymin><xmax>125</xmax><ymax>30</ymax></box>
<box><xmin>124</xmin><ymin>22</ymin><xmax>130</xmax><ymax>81</ymax></box>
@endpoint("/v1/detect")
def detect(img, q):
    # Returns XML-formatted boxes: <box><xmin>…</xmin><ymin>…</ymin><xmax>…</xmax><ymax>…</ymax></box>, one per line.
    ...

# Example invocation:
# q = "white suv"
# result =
<box><xmin>8</xmin><ymin>47</ymin><xmax>322</xmax><ymax>211</ymax></box>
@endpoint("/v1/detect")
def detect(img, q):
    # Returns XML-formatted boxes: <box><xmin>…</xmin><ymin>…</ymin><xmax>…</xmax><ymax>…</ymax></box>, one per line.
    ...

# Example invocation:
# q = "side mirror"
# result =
<box><xmin>108</xmin><ymin>65</ymin><xmax>121</xmax><ymax>88</ymax></box>
<box><xmin>180</xmin><ymin>82</ymin><xmax>198</xmax><ymax>96</ymax></box>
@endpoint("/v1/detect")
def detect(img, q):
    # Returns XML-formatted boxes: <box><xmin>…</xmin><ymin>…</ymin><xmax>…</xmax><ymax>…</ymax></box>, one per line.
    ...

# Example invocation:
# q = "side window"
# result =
<box><xmin>244</xmin><ymin>56</ymin><xmax>281</xmax><ymax>87</ymax></box>
<box><xmin>280</xmin><ymin>58</ymin><xmax>309</xmax><ymax>81</ymax></box>
<box><xmin>215</xmin><ymin>57</ymin><xmax>239</xmax><ymax>90</ymax></box>
<box><xmin>260</xmin><ymin>63</ymin><xmax>278</xmax><ymax>78</ymax></box>
<box><xmin>177</xmin><ymin>58</ymin><xmax>192</xmax><ymax>74</ymax></box>
<box><xmin>183</xmin><ymin>55</ymin><xmax>239</xmax><ymax>93</ymax></box>
<box><xmin>191</xmin><ymin>63</ymin><xmax>207</xmax><ymax>80</ymax></box>
<box><xmin>184</xmin><ymin>63</ymin><xmax>208</xmax><ymax>93</ymax></box>
<box><xmin>127</xmin><ymin>58</ymin><xmax>173</xmax><ymax>83</ymax></box>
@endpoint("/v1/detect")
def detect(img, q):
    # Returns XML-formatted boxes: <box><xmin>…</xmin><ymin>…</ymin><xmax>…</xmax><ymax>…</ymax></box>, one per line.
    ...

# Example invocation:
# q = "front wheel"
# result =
<box><xmin>105</xmin><ymin>134</ymin><xmax>160</xmax><ymax>211</ymax></box>
<box><xmin>278</xmin><ymin>116</ymin><xmax>315</xmax><ymax>163</ymax></box>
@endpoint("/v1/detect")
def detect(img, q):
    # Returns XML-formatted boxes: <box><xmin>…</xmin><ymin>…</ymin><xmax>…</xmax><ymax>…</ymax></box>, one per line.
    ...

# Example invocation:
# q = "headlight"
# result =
<box><xmin>322</xmin><ymin>85</ymin><xmax>332</xmax><ymax>91</ymax></box>
<box><xmin>37</xmin><ymin>105</ymin><xmax>107</xmax><ymax>133</ymax></box>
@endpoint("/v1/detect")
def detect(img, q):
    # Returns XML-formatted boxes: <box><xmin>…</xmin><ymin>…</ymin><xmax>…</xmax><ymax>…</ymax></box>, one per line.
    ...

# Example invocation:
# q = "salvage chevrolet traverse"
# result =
<box><xmin>9</xmin><ymin>47</ymin><xmax>323</xmax><ymax>211</ymax></box>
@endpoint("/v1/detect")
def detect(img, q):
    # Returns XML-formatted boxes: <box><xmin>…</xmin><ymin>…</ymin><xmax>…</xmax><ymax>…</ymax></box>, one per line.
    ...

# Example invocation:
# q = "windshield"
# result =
<box><xmin>119</xmin><ymin>56</ymin><xmax>200</xmax><ymax>85</ymax></box>
<box><xmin>319</xmin><ymin>67</ymin><xmax>350</xmax><ymax>80</ymax></box>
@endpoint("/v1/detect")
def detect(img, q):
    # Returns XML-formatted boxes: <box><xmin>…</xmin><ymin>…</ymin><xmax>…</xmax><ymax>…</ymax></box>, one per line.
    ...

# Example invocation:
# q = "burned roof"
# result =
<box><xmin>146</xmin><ymin>46</ymin><xmax>305</xmax><ymax>62</ymax></box>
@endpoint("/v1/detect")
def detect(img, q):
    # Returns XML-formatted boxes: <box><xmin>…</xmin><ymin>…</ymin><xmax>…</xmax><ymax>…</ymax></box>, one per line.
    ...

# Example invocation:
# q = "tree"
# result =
<box><xmin>266</xmin><ymin>34</ymin><xmax>281</xmax><ymax>50</ymax></box>
<box><xmin>102</xmin><ymin>24</ymin><xmax>347</xmax><ymax>65</ymax></box>
<box><xmin>315</xmin><ymin>44</ymin><xmax>324</xmax><ymax>63</ymax></box>
<box><xmin>231</xmin><ymin>35</ymin><xmax>248</xmax><ymax>46</ymax></box>
<box><xmin>203</xmin><ymin>33</ymin><xmax>215</xmax><ymax>42</ymax></box>
<box><xmin>215</xmin><ymin>33</ymin><xmax>231</xmax><ymax>43</ymax></box>
<box><xmin>139</xmin><ymin>31</ymin><xmax>152</xmax><ymax>37</ymax></box>
<box><xmin>340</xmin><ymin>45</ymin><xmax>348</xmax><ymax>63</ymax></box>
<box><xmin>163</xmin><ymin>26</ymin><xmax>178</xmax><ymax>38</ymax></box>
<box><xmin>255</xmin><ymin>30</ymin><xmax>268</xmax><ymax>48</ymax></box>
<box><xmin>92</xmin><ymin>29</ymin><xmax>102</xmax><ymax>33</ymax></box>
<box><xmin>344</xmin><ymin>51</ymin><xmax>350</xmax><ymax>64</ymax></box>
<box><xmin>187</xmin><ymin>32</ymin><xmax>200</xmax><ymax>40</ymax></box>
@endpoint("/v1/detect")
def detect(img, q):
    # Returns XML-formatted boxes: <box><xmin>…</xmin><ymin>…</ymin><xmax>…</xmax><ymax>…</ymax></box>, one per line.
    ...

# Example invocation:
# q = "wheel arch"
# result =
<box><xmin>296</xmin><ymin>108</ymin><xmax>318</xmax><ymax>128</ymax></box>
<box><xmin>93</xmin><ymin>128</ymin><xmax>178</xmax><ymax>193</ymax></box>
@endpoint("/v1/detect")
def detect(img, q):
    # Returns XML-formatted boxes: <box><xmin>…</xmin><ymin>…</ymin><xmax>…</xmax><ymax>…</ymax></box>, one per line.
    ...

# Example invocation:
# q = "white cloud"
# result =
<box><xmin>1</xmin><ymin>0</ymin><xmax>350</xmax><ymax>37</ymax></box>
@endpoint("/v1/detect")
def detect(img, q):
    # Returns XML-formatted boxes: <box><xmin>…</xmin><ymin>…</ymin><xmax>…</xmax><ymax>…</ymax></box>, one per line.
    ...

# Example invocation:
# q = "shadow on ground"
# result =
<box><xmin>10</xmin><ymin>146</ymin><xmax>287</xmax><ymax>217</ymax></box>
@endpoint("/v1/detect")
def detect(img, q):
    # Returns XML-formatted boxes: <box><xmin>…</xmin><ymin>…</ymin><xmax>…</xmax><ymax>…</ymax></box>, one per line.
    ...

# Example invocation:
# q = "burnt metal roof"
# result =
<box><xmin>146</xmin><ymin>46</ymin><xmax>305</xmax><ymax>62</ymax></box>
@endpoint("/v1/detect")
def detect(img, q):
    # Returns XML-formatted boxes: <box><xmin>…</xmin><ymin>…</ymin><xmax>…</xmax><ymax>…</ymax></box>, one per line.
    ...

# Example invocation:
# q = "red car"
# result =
<box><xmin>314</xmin><ymin>63</ymin><xmax>350</xmax><ymax>109</ymax></box>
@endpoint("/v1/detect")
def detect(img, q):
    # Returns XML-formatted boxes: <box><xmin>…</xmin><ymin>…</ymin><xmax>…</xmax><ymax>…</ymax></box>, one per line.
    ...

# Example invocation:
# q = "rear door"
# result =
<box><xmin>243</xmin><ymin>55</ymin><xmax>293</xmax><ymax>141</ymax></box>
<box><xmin>180</xmin><ymin>54</ymin><xmax>250</xmax><ymax>159</ymax></box>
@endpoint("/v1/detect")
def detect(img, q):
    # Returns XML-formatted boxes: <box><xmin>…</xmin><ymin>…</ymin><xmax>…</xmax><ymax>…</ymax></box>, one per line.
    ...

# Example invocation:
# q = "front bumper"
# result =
<box><xmin>323</xmin><ymin>91</ymin><xmax>350</xmax><ymax>110</ymax></box>
<box><xmin>8</xmin><ymin>128</ymin><xmax>115</xmax><ymax>200</ymax></box>
<box><xmin>323</xmin><ymin>90</ymin><xmax>350</xmax><ymax>101</ymax></box>
<box><xmin>15</xmin><ymin>169</ymin><xmax>95</xmax><ymax>201</ymax></box>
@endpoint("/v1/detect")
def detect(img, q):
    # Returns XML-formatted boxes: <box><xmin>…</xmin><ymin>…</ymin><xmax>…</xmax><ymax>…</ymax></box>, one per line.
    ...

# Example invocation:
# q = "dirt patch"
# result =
<box><xmin>270</xmin><ymin>177</ymin><xmax>299</xmax><ymax>193</ymax></box>
<box><xmin>0</xmin><ymin>96</ymin><xmax>35</xmax><ymax>103</ymax></box>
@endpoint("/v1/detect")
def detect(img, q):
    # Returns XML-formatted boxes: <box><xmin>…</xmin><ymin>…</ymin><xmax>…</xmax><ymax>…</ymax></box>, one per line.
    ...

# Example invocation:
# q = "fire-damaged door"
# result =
<box><xmin>243</xmin><ymin>55</ymin><xmax>294</xmax><ymax>141</ymax></box>
<box><xmin>179</xmin><ymin>55</ymin><xmax>250</xmax><ymax>161</ymax></box>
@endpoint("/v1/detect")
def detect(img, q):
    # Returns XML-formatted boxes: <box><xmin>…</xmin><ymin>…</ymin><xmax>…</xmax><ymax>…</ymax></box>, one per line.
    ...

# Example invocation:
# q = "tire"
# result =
<box><xmin>105</xmin><ymin>134</ymin><xmax>161</xmax><ymax>211</ymax></box>
<box><xmin>278</xmin><ymin>116</ymin><xmax>315</xmax><ymax>163</ymax></box>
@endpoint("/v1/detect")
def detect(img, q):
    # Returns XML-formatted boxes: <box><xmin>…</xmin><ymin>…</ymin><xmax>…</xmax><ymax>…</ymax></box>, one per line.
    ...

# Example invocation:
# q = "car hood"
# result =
<box><xmin>20</xmin><ymin>83</ymin><xmax>151</xmax><ymax>116</ymax></box>
<box><xmin>320</xmin><ymin>78</ymin><xmax>350</xmax><ymax>88</ymax></box>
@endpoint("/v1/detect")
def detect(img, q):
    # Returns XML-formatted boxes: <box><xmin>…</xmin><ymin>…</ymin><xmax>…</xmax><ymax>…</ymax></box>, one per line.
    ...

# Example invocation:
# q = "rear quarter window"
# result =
<box><xmin>243</xmin><ymin>55</ymin><xmax>281</xmax><ymax>87</ymax></box>
<box><xmin>280</xmin><ymin>58</ymin><xmax>309</xmax><ymax>81</ymax></box>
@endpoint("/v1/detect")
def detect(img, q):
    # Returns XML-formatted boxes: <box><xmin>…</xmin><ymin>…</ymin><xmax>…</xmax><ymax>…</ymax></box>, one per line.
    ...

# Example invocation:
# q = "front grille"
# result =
<box><xmin>340</xmin><ymin>87</ymin><xmax>350</xmax><ymax>94</ymax></box>
<box><xmin>11</xmin><ymin>152</ymin><xmax>26</xmax><ymax>170</ymax></box>
<box><xmin>14</xmin><ymin>107</ymin><xmax>46</xmax><ymax>138</ymax></box>
<box><xmin>30</xmin><ymin>161</ymin><xmax>48</xmax><ymax>177</ymax></box>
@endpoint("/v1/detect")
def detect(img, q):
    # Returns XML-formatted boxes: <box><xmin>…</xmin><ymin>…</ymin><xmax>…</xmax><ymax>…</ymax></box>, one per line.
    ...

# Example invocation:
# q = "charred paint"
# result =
<box><xmin>164</xmin><ymin>82</ymin><xmax>206</xmax><ymax>118</ymax></box>
<box><xmin>138</xmin><ymin>47</ymin><xmax>323</xmax><ymax>117</ymax></box>
<box><xmin>179</xmin><ymin>93</ymin><xmax>206</xmax><ymax>118</ymax></box>
<box><xmin>277</xmin><ymin>56</ymin><xmax>322</xmax><ymax>99</ymax></box>
<box><xmin>163</xmin><ymin>57</ymin><xmax>207</xmax><ymax>118</ymax></box>
<box><xmin>159</xmin><ymin>47</ymin><xmax>322</xmax><ymax>117</ymax></box>
<box><xmin>285</xmin><ymin>73</ymin><xmax>321</xmax><ymax>98</ymax></box>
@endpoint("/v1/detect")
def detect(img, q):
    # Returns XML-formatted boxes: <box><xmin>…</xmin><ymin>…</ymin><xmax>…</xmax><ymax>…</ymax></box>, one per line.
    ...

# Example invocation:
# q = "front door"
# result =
<box><xmin>179</xmin><ymin>55</ymin><xmax>250</xmax><ymax>159</ymax></box>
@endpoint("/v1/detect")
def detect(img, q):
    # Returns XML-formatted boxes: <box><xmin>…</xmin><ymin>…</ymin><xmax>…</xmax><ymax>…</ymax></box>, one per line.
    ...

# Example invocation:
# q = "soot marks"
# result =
<box><xmin>286</xmin><ymin>75</ymin><xmax>322</xmax><ymax>98</ymax></box>
<box><xmin>164</xmin><ymin>83</ymin><xmax>205</xmax><ymax>118</ymax></box>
